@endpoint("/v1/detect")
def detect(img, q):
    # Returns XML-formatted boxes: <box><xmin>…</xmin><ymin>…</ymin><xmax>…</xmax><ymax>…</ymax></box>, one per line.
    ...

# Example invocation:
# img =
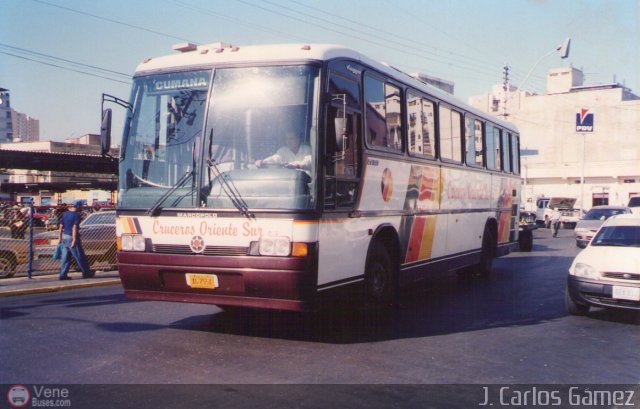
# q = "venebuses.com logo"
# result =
<box><xmin>6</xmin><ymin>385</ymin><xmax>71</xmax><ymax>408</ymax></box>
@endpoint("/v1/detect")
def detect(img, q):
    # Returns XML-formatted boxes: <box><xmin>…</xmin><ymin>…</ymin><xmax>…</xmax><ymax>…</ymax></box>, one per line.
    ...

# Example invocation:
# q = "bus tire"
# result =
<box><xmin>363</xmin><ymin>240</ymin><xmax>396</xmax><ymax>310</ymax></box>
<box><xmin>518</xmin><ymin>230</ymin><xmax>533</xmax><ymax>252</ymax></box>
<box><xmin>475</xmin><ymin>225</ymin><xmax>495</xmax><ymax>277</ymax></box>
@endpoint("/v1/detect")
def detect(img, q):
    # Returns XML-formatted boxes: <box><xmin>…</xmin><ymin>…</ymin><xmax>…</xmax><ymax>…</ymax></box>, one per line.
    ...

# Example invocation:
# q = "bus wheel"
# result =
<box><xmin>364</xmin><ymin>240</ymin><xmax>396</xmax><ymax>310</ymax></box>
<box><xmin>518</xmin><ymin>230</ymin><xmax>533</xmax><ymax>252</ymax></box>
<box><xmin>475</xmin><ymin>226</ymin><xmax>495</xmax><ymax>277</ymax></box>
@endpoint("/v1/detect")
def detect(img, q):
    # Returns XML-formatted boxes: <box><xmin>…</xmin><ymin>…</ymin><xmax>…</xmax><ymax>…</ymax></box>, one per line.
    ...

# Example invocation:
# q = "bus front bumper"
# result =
<box><xmin>117</xmin><ymin>250</ymin><xmax>318</xmax><ymax>312</ymax></box>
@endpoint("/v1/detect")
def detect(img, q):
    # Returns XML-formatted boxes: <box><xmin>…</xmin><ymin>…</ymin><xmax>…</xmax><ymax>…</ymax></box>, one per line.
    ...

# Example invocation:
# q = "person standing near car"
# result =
<box><xmin>58</xmin><ymin>200</ymin><xmax>94</xmax><ymax>280</ymax></box>
<box><xmin>551</xmin><ymin>207</ymin><xmax>561</xmax><ymax>238</ymax></box>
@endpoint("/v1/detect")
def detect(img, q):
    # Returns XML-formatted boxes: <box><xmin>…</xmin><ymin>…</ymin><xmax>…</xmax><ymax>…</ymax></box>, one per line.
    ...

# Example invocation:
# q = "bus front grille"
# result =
<box><xmin>153</xmin><ymin>244</ymin><xmax>249</xmax><ymax>256</ymax></box>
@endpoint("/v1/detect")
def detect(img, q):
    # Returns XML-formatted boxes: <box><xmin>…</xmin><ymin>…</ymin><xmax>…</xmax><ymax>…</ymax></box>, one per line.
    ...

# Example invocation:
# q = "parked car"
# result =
<box><xmin>574</xmin><ymin>206</ymin><xmax>632</xmax><ymax>248</ymax></box>
<box><xmin>19</xmin><ymin>207</ymin><xmax>50</xmax><ymax>227</ymax></box>
<box><xmin>566</xmin><ymin>214</ymin><xmax>640</xmax><ymax>315</ymax></box>
<box><xmin>0</xmin><ymin>237</ymin><xmax>31</xmax><ymax>278</ymax></box>
<box><xmin>44</xmin><ymin>215</ymin><xmax>60</xmax><ymax>231</ymax></box>
<box><xmin>34</xmin><ymin>211</ymin><xmax>117</xmax><ymax>269</ymax></box>
<box><xmin>628</xmin><ymin>196</ymin><xmax>640</xmax><ymax>215</ymax></box>
<box><xmin>535</xmin><ymin>197</ymin><xmax>579</xmax><ymax>228</ymax></box>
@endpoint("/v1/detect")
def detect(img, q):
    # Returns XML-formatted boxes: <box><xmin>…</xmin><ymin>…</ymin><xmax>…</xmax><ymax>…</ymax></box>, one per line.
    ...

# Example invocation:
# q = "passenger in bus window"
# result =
<box><xmin>255</xmin><ymin>131</ymin><xmax>312</xmax><ymax>170</ymax></box>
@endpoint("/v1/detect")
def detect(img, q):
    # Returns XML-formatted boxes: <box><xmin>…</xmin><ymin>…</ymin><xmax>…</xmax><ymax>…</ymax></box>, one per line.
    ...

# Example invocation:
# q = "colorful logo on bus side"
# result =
<box><xmin>381</xmin><ymin>168</ymin><xmax>393</xmax><ymax>202</ymax></box>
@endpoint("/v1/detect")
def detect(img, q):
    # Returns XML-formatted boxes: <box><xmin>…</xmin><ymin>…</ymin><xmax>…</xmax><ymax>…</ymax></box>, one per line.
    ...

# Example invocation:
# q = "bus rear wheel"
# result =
<box><xmin>475</xmin><ymin>226</ymin><xmax>495</xmax><ymax>277</ymax></box>
<box><xmin>363</xmin><ymin>240</ymin><xmax>396</xmax><ymax>310</ymax></box>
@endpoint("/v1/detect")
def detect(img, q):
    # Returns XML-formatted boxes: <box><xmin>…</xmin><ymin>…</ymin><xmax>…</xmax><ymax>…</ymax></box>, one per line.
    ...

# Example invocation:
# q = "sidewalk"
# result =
<box><xmin>0</xmin><ymin>270</ymin><xmax>121</xmax><ymax>297</ymax></box>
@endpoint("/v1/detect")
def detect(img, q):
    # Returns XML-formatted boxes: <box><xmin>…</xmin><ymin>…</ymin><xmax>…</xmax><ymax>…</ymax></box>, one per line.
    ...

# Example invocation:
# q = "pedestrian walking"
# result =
<box><xmin>551</xmin><ymin>208</ymin><xmax>561</xmax><ymax>237</ymax></box>
<box><xmin>58</xmin><ymin>200</ymin><xmax>94</xmax><ymax>280</ymax></box>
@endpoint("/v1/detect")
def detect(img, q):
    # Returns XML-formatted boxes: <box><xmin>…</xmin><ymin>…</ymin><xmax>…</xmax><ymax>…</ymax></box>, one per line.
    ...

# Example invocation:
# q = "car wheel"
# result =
<box><xmin>0</xmin><ymin>254</ymin><xmax>16</xmax><ymax>278</ymax></box>
<box><xmin>565</xmin><ymin>288</ymin><xmax>590</xmax><ymax>315</ymax></box>
<box><xmin>575</xmin><ymin>241</ymin><xmax>586</xmax><ymax>249</ymax></box>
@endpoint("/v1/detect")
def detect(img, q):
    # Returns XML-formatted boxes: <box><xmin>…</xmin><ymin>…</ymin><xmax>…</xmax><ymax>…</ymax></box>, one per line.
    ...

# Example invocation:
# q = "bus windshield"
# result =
<box><xmin>119</xmin><ymin>65</ymin><xmax>320</xmax><ymax>211</ymax></box>
<box><xmin>202</xmin><ymin>65</ymin><xmax>319</xmax><ymax>210</ymax></box>
<box><xmin>119</xmin><ymin>69</ymin><xmax>211</xmax><ymax>209</ymax></box>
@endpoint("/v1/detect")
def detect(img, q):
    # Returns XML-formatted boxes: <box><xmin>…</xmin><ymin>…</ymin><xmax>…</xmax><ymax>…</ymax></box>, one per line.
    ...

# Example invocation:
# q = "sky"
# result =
<box><xmin>1</xmin><ymin>0</ymin><xmax>638</xmax><ymax>144</ymax></box>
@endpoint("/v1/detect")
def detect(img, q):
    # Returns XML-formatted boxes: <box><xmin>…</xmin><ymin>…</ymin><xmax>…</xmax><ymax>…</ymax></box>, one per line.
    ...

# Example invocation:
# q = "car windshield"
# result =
<box><xmin>591</xmin><ymin>225</ymin><xmax>640</xmax><ymax>247</ymax></box>
<box><xmin>583</xmin><ymin>209</ymin><xmax>627</xmax><ymax>220</ymax></box>
<box><xmin>81</xmin><ymin>213</ymin><xmax>116</xmax><ymax>226</ymax></box>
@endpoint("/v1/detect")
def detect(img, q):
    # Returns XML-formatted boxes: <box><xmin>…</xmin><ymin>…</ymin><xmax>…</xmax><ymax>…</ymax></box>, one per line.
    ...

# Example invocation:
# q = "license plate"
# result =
<box><xmin>185</xmin><ymin>273</ymin><xmax>218</xmax><ymax>289</ymax></box>
<box><xmin>612</xmin><ymin>286</ymin><xmax>640</xmax><ymax>301</ymax></box>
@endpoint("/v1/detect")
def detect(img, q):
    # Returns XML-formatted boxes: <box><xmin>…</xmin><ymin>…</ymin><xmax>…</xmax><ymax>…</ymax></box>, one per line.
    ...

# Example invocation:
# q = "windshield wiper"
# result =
<box><xmin>147</xmin><ymin>169</ymin><xmax>195</xmax><ymax>216</ymax></box>
<box><xmin>207</xmin><ymin>158</ymin><xmax>254</xmax><ymax>220</ymax></box>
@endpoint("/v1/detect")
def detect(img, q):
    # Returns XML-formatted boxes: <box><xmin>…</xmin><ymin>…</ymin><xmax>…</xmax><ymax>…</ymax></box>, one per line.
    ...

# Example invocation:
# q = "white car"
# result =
<box><xmin>566</xmin><ymin>214</ymin><xmax>640</xmax><ymax>315</ymax></box>
<box><xmin>574</xmin><ymin>205</ymin><xmax>632</xmax><ymax>248</ymax></box>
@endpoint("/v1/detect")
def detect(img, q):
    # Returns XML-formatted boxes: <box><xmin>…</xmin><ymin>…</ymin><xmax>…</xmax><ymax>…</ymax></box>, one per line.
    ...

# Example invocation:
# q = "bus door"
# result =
<box><xmin>317</xmin><ymin>63</ymin><xmax>368</xmax><ymax>289</ymax></box>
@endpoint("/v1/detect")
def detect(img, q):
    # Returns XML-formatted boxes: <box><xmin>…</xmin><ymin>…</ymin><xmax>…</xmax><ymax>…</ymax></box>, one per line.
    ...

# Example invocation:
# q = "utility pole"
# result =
<box><xmin>502</xmin><ymin>64</ymin><xmax>510</xmax><ymax>119</ymax></box>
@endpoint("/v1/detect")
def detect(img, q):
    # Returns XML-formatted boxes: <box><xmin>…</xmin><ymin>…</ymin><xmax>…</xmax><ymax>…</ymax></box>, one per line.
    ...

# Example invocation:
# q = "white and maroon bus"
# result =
<box><xmin>101</xmin><ymin>42</ymin><xmax>522</xmax><ymax>311</ymax></box>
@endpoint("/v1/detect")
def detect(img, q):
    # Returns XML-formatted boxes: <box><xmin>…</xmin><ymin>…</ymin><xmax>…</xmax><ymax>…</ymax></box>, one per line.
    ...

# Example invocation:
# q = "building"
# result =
<box><xmin>11</xmin><ymin>111</ymin><xmax>40</xmax><ymax>142</ymax></box>
<box><xmin>0</xmin><ymin>136</ymin><xmax>118</xmax><ymax>206</ymax></box>
<box><xmin>0</xmin><ymin>88</ymin><xmax>13</xmax><ymax>143</ymax></box>
<box><xmin>0</xmin><ymin>87</ymin><xmax>40</xmax><ymax>143</ymax></box>
<box><xmin>469</xmin><ymin>67</ymin><xmax>640</xmax><ymax>211</ymax></box>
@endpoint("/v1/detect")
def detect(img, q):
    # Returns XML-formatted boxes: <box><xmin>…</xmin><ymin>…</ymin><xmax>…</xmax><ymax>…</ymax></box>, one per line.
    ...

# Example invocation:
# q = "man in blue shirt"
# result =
<box><xmin>58</xmin><ymin>200</ymin><xmax>94</xmax><ymax>280</ymax></box>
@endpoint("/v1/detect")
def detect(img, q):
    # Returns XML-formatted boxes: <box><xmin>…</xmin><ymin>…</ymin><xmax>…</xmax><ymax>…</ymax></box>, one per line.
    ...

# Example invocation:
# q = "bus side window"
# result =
<box><xmin>326</xmin><ymin>71</ymin><xmax>362</xmax><ymax>210</ymax></box>
<box><xmin>439</xmin><ymin>105</ymin><xmax>462</xmax><ymax>163</ymax></box>
<box><xmin>511</xmin><ymin>133</ymin><xmax>520</xmax><ymax>174</ymax></box>
<box><xmin>502</xmin><ymin>130</ymin><xmax>512</xmax><ymax>172</ymax></box>
<box><xmin>486</xmin><ymin>124</ymin><xmax>500</xmax><ymax>171</ymax></box>
<box><xmin>364</xmin><ymin>75</ymin><xmax>403</xmax><ymax>152</ymax></box>
<box><xmin>465</xmin><ymin>116</ymin><xmax>484</xmax><ymax>166</ymax></box>
<box><xmin>407</xmin><ymin>92</ymin><xmax>435</xmax><ymax>158</ymax></box>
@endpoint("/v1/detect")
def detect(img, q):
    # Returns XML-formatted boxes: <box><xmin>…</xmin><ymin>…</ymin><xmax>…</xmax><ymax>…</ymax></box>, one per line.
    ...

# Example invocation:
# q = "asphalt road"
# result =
<box><xmin>1</xmin><ymin>228</ymin><xmax>638</xmax><ymax>406</ymax></box>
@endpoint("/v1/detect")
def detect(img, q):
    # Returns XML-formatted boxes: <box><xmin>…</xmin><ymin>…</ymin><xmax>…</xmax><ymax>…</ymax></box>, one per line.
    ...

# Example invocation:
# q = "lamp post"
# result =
<box><xmin>518</xmin><ymin>38</ymin><xmax>571</xmax><ymax>93</ymax></box>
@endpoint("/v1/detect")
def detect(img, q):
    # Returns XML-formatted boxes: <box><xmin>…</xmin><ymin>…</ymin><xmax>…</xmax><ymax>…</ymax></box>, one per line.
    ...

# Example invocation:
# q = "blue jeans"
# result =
<box><xmin>59</xmin><ymin>234</ymin><xmax>93</xmax><ymax>278</ymax></box>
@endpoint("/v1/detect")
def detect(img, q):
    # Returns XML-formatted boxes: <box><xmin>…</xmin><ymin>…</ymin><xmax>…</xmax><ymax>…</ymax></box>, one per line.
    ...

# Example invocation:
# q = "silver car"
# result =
<box><xmin>574</xmin><ymin>206</ymin><xmax>632</xmax><ymax>248</ymax></box>
<box><xmin>0</xmin><ymin>237</ymin><xmax>31</xmax><ymax>278</ymax></box>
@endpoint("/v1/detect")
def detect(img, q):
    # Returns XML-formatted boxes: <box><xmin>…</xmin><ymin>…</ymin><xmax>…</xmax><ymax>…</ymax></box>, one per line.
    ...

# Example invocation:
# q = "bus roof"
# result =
<box><xmin>135</xmin><ymin>42</ymin><xmax>517</xmax><ymax>132</ymax></box>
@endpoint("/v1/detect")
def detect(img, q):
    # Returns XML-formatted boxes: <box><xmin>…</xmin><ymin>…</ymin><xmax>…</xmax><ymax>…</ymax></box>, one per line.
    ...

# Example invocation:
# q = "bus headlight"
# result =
<box><xmin>259</xmin><ymin>236</ymin><xmax>291</xmax><ymax>256</ymax></box>
<box><xmin>570</xmin><ymin>262</ymin><xmax>599</xmax><ymax>280</ymax></box>
<box><xmin>121</xmin><ymin>234</ymin><xmax>146</xmax><ymax>251</ymax></box>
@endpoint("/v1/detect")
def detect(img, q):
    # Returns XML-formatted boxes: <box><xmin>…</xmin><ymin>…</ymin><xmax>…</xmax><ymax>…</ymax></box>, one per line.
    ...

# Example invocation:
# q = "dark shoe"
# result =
<box><xmin>82</xmin><ymin>275</ymin><xmax>95</xmax><ymax>279</ymax></box>
<box><xmin>59</xmin><ymin>276</ymin><xmax>72</xmax><ymax>281</ymax></box>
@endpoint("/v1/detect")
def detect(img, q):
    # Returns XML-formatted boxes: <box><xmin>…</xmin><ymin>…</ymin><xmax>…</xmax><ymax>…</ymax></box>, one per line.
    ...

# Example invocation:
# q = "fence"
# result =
<box><xmin>0</xmin><ymin>205</ymin><xmax>116</xmax><ymax>278</ymax></box>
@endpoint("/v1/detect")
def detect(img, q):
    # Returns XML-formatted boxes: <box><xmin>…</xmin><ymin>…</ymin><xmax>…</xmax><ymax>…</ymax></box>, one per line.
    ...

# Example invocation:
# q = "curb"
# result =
<box><xmin>0</xmin><ymin>276</ymin><xmax>122</xmax><ymax>298</ymax></box>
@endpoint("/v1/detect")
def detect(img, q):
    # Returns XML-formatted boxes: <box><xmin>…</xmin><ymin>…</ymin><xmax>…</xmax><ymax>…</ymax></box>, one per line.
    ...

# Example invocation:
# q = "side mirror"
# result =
<box><xmin>101</xmin><ymin>108</ymin><xmax>112</xmax><ymax>155</ymax></box>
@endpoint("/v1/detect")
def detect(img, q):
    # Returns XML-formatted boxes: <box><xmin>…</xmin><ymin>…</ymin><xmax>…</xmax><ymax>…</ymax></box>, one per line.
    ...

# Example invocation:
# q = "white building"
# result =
<box><xmin>469</xmin><ymin>67</ymin><xmax>640</xmax><ymax>211</ymax></box>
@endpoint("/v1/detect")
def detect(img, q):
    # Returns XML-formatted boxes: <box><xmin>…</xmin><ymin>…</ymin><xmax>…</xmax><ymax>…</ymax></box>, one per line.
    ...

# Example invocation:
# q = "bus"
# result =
<box><xmin>100</xmin><ymin>42</ymin><xmax>522</xmax><ymax>312</ymax></box>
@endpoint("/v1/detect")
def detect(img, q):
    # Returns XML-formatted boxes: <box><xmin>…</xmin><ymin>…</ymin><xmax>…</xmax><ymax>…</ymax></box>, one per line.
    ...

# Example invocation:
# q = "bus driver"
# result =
<box><xmin>255</xmin><ymin>131</ymin><xmax>312</xmax><ymax>170</ymax></box>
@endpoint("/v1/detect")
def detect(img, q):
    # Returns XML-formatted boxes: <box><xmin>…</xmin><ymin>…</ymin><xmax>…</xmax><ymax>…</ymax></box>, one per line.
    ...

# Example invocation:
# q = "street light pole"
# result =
<box><xmin>514</xmin><ymin>38</ymin><xmax>571</xmax><ymax>109</ymax></box>
<box><xmin>579</xmin><ymin>132</ymin><xmax>586</xmax><ymax>217</ymax></box>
